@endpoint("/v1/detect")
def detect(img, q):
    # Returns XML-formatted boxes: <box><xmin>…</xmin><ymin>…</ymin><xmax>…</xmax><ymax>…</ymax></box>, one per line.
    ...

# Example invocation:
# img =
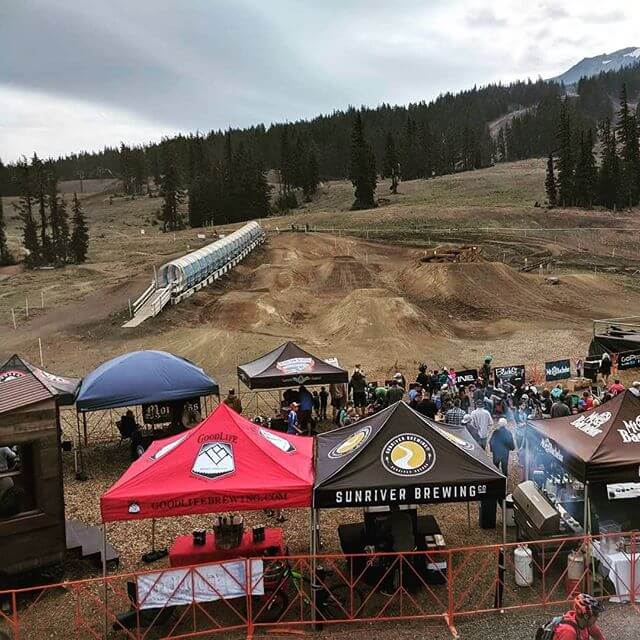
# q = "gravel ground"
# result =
<box><xmin>297</xmin><ymin>604</ymin><xmax>639</xmax><ymax>639</ymax></box>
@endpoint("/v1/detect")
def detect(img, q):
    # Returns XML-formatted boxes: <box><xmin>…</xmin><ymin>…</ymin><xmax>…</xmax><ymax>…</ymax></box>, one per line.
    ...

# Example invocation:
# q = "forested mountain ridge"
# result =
<box><xmin>1</xmin><ymin>60</ymin><xmax>639</xmax><ymax>199</ymax></box>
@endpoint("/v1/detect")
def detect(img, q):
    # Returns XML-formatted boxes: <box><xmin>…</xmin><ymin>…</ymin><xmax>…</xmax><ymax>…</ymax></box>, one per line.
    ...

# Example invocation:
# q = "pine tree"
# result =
<box><xmin>70</xmin><ymin>193</ymin><xmax>89</xmax><ymax>263</ymax></box>
<box><xmin>583</xmin><ymin>129</ymin><xmax>598</xmax><ymax>208</ymax></box>
<box><xmin>496</xmin><ymin>128</ymin><xmax>507</xmax><ymax>162</ymax></box>
<box><xmin>382</xmin><ymin>132</ymin><xmax>401</xmax><ymax>194</ymax></box>
<box><xmin>556</xmin><ymin>101</ymin><xmax>574</xmax><ymax>206</ymax></box>
<box><xmin>545</xmin><ymin>154</ymin><xmax>557</xmax><ymax>206</ymax></box>
<box><xmin>0</xmin><ymin>196</ymin><xmax>10</xmax><ymax>265</ymax></box>
<box><xmin>54</xmin><ymin>196</ymin><xmax>70</xmax><ymax>262</ymax></box>
<box><xmin>16</xmin><ymin>159</ymin><xmax>40</xmax><ymax>266</ymax></box>
<box><xmin>598</xmin><ymin>118</ymin><xmax>621</xmax><ymax>210</ymax></box>
<box><xmin>616</xmin><ymin>84</ymin><xmax>640</xmax><ymax>207</ymax></box>
<box><xmin>159</xmin><ymin>159</ymin><xmax>184</xmax><ymax>231</ymax></box>
<box><xmin>279</xmin><ymin>126</ymin><xmax>294</xmax><ymax>193</ymax></box>
<box><xmin>349</xmin><ymin>112</ymin><xmax>377</xmax><ymax>210</ymax></box>
<box><xmin>302</xmin><ymin>147</ymin><xmax>320</xmax><ymax>201</ymax></box>
<box><xmin>32</xmin><ymin>154</ymin><xmax>52</xmax><ymax>262</ymax></box>
<box><xmin>120</xmin><ymin>143</ymin><xmax>135</xmax><ymax>195</ymax></box>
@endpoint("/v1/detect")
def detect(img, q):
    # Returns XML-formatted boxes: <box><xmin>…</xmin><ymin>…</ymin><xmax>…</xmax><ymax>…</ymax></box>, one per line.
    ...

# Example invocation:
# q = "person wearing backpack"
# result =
<box><xmin>536</xmin><ymin>593</ymin><xmax>605</xmax><ymax>640</ymax></box>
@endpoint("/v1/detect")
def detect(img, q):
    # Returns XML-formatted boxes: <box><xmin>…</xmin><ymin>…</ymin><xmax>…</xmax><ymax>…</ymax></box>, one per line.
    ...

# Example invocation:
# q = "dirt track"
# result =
<box><xmin>5</xmin><ymin>230</ymin><xmax>639</xmax><ymax>395</ymax></box>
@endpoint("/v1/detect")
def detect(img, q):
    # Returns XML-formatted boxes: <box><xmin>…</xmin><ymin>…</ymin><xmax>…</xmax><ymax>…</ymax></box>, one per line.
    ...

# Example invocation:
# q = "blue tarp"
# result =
<box><xmin>75</xmin><ymin>350</ymin><xmax>219</xmax><ymax>411</ymax></box>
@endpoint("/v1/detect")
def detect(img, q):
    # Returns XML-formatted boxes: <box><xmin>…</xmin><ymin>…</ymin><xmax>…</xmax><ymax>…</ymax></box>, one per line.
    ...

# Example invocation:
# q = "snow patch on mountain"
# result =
<box><xmin>552</xmin><ymin>47</ymin><xmax>640</xmax><ymax>85</ymax></box>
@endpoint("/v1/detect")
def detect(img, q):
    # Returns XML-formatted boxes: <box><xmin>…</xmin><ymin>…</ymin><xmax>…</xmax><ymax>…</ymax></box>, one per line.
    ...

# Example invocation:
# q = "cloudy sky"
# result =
<box><xmin>1</xmin><ymin>0</ymin><xmax>639</xmax><ymax>162</ymax></box>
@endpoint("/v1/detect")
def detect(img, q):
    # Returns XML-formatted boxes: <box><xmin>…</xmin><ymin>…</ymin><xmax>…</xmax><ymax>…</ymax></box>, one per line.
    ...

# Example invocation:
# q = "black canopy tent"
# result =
<box><xmin>237</xmin><ymin>341</ymin><xmax>348</xmax><ymax>415</ymax></box>
<box><xmin>314</xmin><ymin>401</ymin><xmax>506</xmax><ymax>510</ymax></box>
<box><xmin>310</xmin><ymin>402</ymin><xmax>507</xmax><ymax>621</ymax></box>
<box><xmin>526</xmin><ymin>391</ymin><xmax>640</xmax><ymax>535</ymax></box>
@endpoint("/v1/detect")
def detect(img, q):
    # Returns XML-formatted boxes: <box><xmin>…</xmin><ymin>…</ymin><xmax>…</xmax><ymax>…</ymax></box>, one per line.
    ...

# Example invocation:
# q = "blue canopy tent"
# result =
<box><xmin>76</xmin><ymin>350</ymin><xmax>219</xmax><ymax>411</ymax></box>
<box><xmin>73</xmin><ymin>351</ymin><xmax>219</xmax><ymax>479</ymax></box>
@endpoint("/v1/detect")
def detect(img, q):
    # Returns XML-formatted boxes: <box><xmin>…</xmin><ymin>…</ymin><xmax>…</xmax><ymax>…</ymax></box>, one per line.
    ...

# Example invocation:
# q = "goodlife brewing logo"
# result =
<box><xmin>328</xmin><ymin>426</ymin><xmax>371</xmax><ymax>459</ymax></box>
<box><xmin>570</xmin><ymin>411</ymin><xmax>612</xmax><ymax>438</ymax></box>
<box><xmin>381</xmin><ymin>433</ymin><xmax>436</xmax><ymax>477</ymax></box>
<box><xmin>276</xmin><ymin>358</ymin><xmax>315</xmax><ymax>375</ymax></box>
<box><xmin>192</xmin><ymin>442</ymin><xmax>235</xmax><ymax>479</ymax></box>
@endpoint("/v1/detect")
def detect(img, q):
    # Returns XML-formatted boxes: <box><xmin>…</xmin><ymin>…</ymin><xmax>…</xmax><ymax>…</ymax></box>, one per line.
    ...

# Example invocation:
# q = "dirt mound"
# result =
<box><xmin>316</xmin><ymin>255</ymin><xmax>376</xmax><ymax>291</ymax></box>
<box><xmin>421</xmin><ymin>245</ymin><xmax>484</xmax><ymax>263</ymax></box>
<box><xmin>319</xmin><ymin>288</ymin><xmax>438</xmax><ymax>341</ymax></box>
<box><xmin>401</xmin><ymin>261</ymin><xmax>552</xmax><ymax>320</ymax></box>
<box><xmin>200</xmin><ymin>291</ymin><xmax>289</xmax><ymax>330</ymax></box>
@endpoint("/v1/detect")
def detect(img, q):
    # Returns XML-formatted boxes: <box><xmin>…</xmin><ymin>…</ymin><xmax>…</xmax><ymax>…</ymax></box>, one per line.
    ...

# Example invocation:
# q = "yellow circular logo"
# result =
<box><xmin>382</xmin><ymin>433</ymin><xmax>436</xmax><ymax>476</ymax></box>
<box><xmin>328</xmin><ymin>426</ymin><xmax>371</xmax><ymax>458</ymax></box>
<box><xmin>389</xmin><ymin>440</ymin><xmax>426</xmax><ymax>469</ymax></box>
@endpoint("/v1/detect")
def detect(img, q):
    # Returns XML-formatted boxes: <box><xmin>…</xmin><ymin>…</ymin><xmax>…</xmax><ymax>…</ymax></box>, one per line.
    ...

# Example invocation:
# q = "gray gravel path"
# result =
<box><xmin>311</xmin><ymin>603</ymin><xmax>638</xmax><ymax>639</ymax></box>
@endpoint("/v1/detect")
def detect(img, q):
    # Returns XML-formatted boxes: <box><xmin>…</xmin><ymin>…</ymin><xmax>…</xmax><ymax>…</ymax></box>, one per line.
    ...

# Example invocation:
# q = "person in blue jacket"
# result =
<box><xmin>489</xmin><ymin>417</ymin><xmax>515</xmax><ymax>476</ymax></box>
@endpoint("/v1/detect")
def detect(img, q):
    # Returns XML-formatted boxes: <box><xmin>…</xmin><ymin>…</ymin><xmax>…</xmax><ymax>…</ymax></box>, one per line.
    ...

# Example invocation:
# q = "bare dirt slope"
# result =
<box><xmin>4</xmin><ymin>230</ymin><xmax>638</xmax><ymax>396</ymax></box>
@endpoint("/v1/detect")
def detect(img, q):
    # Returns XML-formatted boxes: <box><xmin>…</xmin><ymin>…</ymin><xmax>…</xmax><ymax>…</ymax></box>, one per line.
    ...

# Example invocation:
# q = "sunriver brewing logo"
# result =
<box><xmin>381</xmin><ymin>433</ymin><xmax>436</xmax><ymax>476</ymax></box>
<box><xmin>276</xmin><ymin>357</ymin><xmax>315</xmax><ymax>375</ymax></box>
<box><xmin>0</xmin><ymin>370</ymin><xmax>27</xmax><ymax>382</ymax></box>
<box><xmin>192</xmin><ymin>442</ymin><xmax>235</xmax><ymax>479</ymax></box>
<box><xmin>570</xmin><ymin>411</ymin><xmax>612</xmax><ymax>438</ymax></box>
<box><xmin>328</xmin><ymin>426</ymin><xmax>371</xmax><ymax>458</ymax></box>
<box><xmin>431</xmin><ymin>424</ymin><xmax>474</xmax><ymax>451</ymax></box>
<box><xmin>258</xmin><ymin>428</ymin><xmax>296</xmax><ymax>453</ymax></box>
<box><xmin>619</xmin><ymin>414</ymin><xmax>640</xmax><ymax>443</ymax></box>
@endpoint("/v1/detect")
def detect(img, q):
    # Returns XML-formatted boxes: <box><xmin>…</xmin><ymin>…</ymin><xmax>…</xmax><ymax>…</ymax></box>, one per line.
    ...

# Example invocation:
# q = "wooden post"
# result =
<box><xmin>25</xmin><ymin>297</ymin><xmax>29</xmax><ymax>318</ymax></box>
<box><xmin>11</xmin><ymin>308</ymin><xmax>16</xmax><ymax>329</ymax></box>
<box><xmin>41</xmin><ymin>289</ymin><xmax>44</xmax><ymax>308</ymax></box>
<box><xmin>38</xmin><ymin>338</ymin><xmax>44</xmax><ymax>367</ymax></box>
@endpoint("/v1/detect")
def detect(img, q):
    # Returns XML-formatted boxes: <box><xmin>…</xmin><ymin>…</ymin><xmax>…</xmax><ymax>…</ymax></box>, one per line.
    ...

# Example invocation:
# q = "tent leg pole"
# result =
<box><xmin>524</xmin><ymin>432</ymin><xmax>530</xmax><ymax>482</ymax></box>
<box><xmin>102</xmin><ymin>524</ymin><xmax>108</xmax><ymax>637</ymax></box>
<box><xmin>502</xmin><ymin>498</ymin><xmax>507</xmax><ymax>546</ymax></box>
<box><xmin>311</xmin><ymin>507</ymin><xmax>318</xmax><ymax>631</ymax></box>
<box><xmin>584</xmin><ymin>483</ymin><xmax>592</xmax><ymax>593</ymax></box>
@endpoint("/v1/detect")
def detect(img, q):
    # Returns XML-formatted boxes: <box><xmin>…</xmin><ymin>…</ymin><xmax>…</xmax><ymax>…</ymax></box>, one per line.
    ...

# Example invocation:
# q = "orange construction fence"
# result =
<box><xmin>0</xmin><ymin>531</ymin><xmax>638</xmax><ymax>639</ymax></box>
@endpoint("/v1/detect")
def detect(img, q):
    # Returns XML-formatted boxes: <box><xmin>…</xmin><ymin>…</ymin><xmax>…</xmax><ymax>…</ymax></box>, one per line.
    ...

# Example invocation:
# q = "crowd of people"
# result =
<box><xmin>240</xmin><ymin>356</ymin><xmax>640</xmax><ymax>485</ymax></box>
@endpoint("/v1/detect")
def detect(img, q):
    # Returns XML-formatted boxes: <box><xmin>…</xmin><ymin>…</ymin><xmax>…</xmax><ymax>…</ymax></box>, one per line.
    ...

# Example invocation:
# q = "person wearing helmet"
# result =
<box><xmin>553</xmin><ymin>593</ymin><xmax>605</xmax><ymax>639</ymax></box>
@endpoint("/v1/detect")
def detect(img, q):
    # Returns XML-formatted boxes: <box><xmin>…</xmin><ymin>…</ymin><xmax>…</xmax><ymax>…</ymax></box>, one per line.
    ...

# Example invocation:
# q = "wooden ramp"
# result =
<box><xmin>66</xmin><ymin>519</ymin><xmax>119</xmax><ymax>568</ymax></box>
<box><xmin>122</xmin><ymin>285</ymin><xmax>171</xmax><ymax>328</ymax></box>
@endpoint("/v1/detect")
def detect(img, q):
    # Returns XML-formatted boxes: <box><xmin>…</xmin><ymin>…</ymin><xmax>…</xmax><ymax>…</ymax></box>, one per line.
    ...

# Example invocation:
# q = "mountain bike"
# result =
<box><xmin>254</xmin><ymin>560</ymin><xmax>363</xmax><ymax>624</ymax></box>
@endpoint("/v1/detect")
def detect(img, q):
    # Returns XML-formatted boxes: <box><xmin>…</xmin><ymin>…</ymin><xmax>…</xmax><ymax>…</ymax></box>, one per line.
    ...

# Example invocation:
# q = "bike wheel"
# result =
<box><xmin>253</xmin><ymin>591</ymin><xmax>289</xmax><ymax>623</ymax></box>
<box><xmin>321</xmin><ymin>585</ymin><xmax>363</xmax><ymax>620</ymax></box>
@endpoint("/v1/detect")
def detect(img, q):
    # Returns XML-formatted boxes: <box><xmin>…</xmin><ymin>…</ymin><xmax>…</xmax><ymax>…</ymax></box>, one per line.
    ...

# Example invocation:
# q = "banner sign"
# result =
<box><xmin>142</xmin><ymin>396</ymin><xmax>201</xmax><ymax>425</ymax></box>
<box><xmin>137</xmin><ymin>559</ymin><xmax>264</xmax><ymax>610</ymax></box>
<box><xmin>493</xmin><ymin>365</ymin><xmax>525</xmax><ymax>385</ymax></box>
<box><xmin>455</xmin><ymin>369</ymin><xmax>478</xmax><ymax>386</ymax></box>
<box><xmin>617</xmin><ymin>350</ymin><xmax>640</xmax><ymax>370</ymax></box>
<box><xmin>545</xmin><ymin>359</ymin><xmax>571</xmax><ymax>381</ymax></box>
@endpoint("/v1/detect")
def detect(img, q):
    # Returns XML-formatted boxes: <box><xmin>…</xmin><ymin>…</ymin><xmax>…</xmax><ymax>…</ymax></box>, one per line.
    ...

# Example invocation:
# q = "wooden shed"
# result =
<box><xmin>0</xmin><ymin>357</ymin><xmax>75</xmax><ymax>575</ymax></box>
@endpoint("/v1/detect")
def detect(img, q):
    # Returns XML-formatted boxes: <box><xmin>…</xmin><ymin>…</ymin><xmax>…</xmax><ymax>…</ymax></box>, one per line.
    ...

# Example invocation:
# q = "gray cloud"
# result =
<box><xmin>580</xmin><ymin>10</ymin><xmax>626</xmax><ymax>23</ymax></box>
<box><xmin>0</xmin><ymin>0</ymin><xmax>639</xmax><ymax>160</ymax></box>
<box><xmin>465</xmin><ymin>8</ymin><xmax>508</xmax><ymax>27</ymax></box>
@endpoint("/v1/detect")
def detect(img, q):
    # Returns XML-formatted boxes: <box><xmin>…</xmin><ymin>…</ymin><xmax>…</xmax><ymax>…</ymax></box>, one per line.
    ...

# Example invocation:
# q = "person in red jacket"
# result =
<box><xmin>554</xmin><ymin>593</ymin><xmax>605</xmax><ymax>640</ymax></box>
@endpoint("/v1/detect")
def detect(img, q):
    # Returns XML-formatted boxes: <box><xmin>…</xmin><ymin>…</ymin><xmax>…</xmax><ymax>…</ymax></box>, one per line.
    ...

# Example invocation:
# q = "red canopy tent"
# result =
<box><xmin>101</xmin><ymin>403</ymin><xmax>313</xmax><ymax>522</ymax></box>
